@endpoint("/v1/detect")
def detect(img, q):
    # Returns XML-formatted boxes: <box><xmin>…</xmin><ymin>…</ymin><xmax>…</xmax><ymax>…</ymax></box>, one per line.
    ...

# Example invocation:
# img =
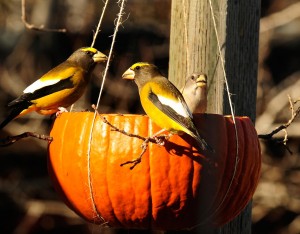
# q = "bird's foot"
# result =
<box><xmin>152</xmin><ymin>134</ymin><xmax>168</xmax><ymax>145</ymax></box>
<box><xmin>56</xmin><ymin>107</ymin><xmax>68</xmax><ymax>117</ymax></box>
<box><xmin>149</xmin><ymin>129</ymin><xmax>172</xmax><ymax>146</ymax></box>
<box><xmin>152</xmin><ymin>134</ymin><xmax>172</xmax><ymax>146</ymax></box>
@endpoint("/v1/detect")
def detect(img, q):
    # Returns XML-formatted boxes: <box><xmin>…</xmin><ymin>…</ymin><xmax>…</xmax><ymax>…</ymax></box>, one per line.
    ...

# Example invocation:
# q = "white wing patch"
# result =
<box><xmin>23</xmin><ymin>79</ymin><xmax>61</xmax><ymax>93</ymax></box>
<box><xmin>157</xmin><ymin>94</ymin><xmax>191</xmax><ymax>118</ymax></box>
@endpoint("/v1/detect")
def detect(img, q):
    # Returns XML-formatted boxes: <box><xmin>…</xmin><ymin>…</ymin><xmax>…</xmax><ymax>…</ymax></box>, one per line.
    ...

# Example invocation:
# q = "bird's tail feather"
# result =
<box><xmin>189</xmin><ymin>130</ymin><xmax>214</xmax><ymax>152</ymax></box>
<box><xmin>0</xmin><ymin>103</ymin><xmax>31</xmax><ymax>130</ymax></box>
<box><xmin>196</xmin><ymin>135</ymin><xmax>214</xmax><ymax>152</ymax></box>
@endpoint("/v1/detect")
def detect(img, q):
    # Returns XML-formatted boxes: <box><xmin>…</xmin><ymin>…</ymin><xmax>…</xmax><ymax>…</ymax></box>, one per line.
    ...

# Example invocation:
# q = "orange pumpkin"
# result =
<box><xmin>47</xmin><ymin>112</ymin><xmax>261</xmax><ymax>230</ymax></box>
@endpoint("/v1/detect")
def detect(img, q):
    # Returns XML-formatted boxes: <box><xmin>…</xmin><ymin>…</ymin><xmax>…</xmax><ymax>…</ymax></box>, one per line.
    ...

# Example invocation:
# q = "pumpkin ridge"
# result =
<box><xmin>130</xmin><ymin>115</ymin><xmax>152</xmax><ymax>228</ymax></box>
<box><xmin>204</xmin><ymin>116</ymin><xmax>230</xmax><ymax>221</ymax></box>
<box><xmin>148</xmin><ymin>117</ymin><xmax>173</xmax><ymax>229</ymax></box>
<box><xmin>145</xmin><ymin>116</ymin><xmax>153</xmax><ymax>229</ymax></box>
<box><xmin>222</xmin><ymin>118</ymin><xmax>256</xmax><ymax>221</ymax></box>
<box><xmin>125</xmin><ymin>115</ymin><xmax>152</xmax><ymax>228</ymax></box>
<box><xmin>78</xmin><ymin>113</ymin><xmax>98</xmax><ymax>223</ymax></box>
<box><xmin>238</xmin><ymin>119</ymin><xmax>255</xmax><ymax>211</ymax></box>
<box><xmin>48</xmin><ymin>113</ymin><xmax>73</xmax><ymax>210</ymax></box>
<box><xmin>101</xmin><ymin>114</ymin><xmax>123</xmax><ymax>226</ymax></box>
<box><xmin>233</xmin><ymin>119</ymin><xmax>246</xmax><ymax>205</ymax></box>
<box><xmin>77</xmin><ymin>113</ymin><xmax>106</xmax><ymax>223</ymax></box>
<box><xmin>213</xmin><ymin>117</ymin><xmax>241</xmax><ymax>224</ymax></box>
<box><xmin>89</xmin><ymin>112</ymin><xmax>109</xmax><ymax>224</ymax></box>
<box><xmin>207</xmin><ymin>115</ymin><xmax>229</xmax><ymax>218</ymax></box>
<box><xmin>236</xmin><ymin>119</ymin><xmax>261</xmax><ymax>215</ymax></box>
<box><xmin>198</xmin><ymin>115</ymin><xmax>231</xmax><ymax>225</ymax></box>
<box><xmin>219</xmin><ymin>118</ymin><xmax>246</xmax><ymax>222</ymax></box>
<box><xmin>61</xmin><ymin>114</ymin><xmax>85</xmax><ymax>214</ymax></box>
<box><xmin>57</xmin><ymin>114</ymin><xmax>69</xmax><ymax>178</ymax></box>
<box><xmin>148</xmin><ymin>116</ymin><xmax>155</xmax><ymax>228</ymax></box>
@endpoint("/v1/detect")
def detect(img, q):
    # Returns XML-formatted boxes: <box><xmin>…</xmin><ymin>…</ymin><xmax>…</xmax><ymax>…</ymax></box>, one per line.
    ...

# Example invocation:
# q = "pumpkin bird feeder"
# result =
<box><xmin>48</xmin><ymin>112</ymin><xmax>261</xmax><ymax>230</ymax></box>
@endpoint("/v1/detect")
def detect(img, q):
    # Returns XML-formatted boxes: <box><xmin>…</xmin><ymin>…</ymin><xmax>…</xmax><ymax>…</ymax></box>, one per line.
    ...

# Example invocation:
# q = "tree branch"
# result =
<box><xmin>258</xmin><ymin>95</ymin><xmax>300</xmax><ymax>153</ymax></box>
<box><xmin>21</xmin><ymin>0</ymin><xmax>66</xmax><ymax>33</ymax></box>
<box><xmin>0</xmin><ymin>132</ymin><xmax>52</xmax><ymax>147</ymax></box>
<box><xmin>91</xmin><ymin>104</ymin><xmax>166</xmax><ymax>169</ymax></box>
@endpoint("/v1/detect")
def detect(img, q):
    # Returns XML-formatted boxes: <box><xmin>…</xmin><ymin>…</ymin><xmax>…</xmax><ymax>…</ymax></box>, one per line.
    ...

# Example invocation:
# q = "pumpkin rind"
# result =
<box><xmin>48</xmin><ymin>112</ymin><xmax>261</xmax><ymax>230</ymax></box>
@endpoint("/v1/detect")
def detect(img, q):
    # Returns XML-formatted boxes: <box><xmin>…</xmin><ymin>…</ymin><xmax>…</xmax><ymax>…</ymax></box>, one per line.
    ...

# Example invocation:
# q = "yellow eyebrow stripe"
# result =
<box><xmin>131</xmin><ymin>62</ymin><xmax>150</xmax><ymax>69</ymax></box>
<box><xmin>81</xmin><ymin>47</ymin><xmax>97</xmax><ymax>53</ymax></box>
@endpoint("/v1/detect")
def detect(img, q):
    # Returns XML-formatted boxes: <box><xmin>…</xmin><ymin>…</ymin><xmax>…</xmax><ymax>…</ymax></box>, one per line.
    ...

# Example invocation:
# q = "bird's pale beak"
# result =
<box><xmin>122</xmin><ymin>68</ymin><xmax>135</xmax><ymax>80</ymax></box>
<box><xmin>196</xmin><ymin>74</ymin><xmax>207</xmax><ymax>87</ymax></box>
<box><xmin>93</xmin><ymin>51</ymin><xmax>108</xmax><ymax>63</ymax></box>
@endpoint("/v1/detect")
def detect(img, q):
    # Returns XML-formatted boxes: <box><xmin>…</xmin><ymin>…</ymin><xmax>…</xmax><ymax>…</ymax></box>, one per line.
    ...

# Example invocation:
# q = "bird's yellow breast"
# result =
<box><xmin>30</xmin><ymin>70</ymin><xmax>88</xmax><ymax>114</ymax></box>
<box><xmin>139</xmin><ymin>82</ymin><xmax>187</xmax><ymax>134</ymax></box>
<box><xmin>33</xmin><ymin>86</ymin><xmax>85</xmax><ymax>109</ymax></box>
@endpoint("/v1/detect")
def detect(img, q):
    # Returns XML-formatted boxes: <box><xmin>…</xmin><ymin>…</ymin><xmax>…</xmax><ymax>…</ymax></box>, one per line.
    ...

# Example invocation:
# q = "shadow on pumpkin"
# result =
<box><xmin>162</xmin><ymin>134</ymin><xmax>218</xmax><ymax>168</ymax></box>
<box><xmin>154</xmin><ymin>134</ymin><xmax>222</xmax><ymax>225</ymax></box>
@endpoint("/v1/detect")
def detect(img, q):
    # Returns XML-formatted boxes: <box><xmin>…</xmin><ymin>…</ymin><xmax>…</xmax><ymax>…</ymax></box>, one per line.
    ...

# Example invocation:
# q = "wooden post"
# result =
<box><xmin>168</xmin><ymin>0</ymin><xmax>260</xmax><ymax>233</ymax></box>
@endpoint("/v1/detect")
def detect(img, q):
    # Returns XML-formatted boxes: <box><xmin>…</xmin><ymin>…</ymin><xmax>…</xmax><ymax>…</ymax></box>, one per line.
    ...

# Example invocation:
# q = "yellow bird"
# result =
<box><xmin>0</xmin><ymin>47</ymin><xmax>107</xmax><ymax>129</ymax></box>
<box><xmin>122</xmin><ymin>62</ymin><xmax>212</xmax><ymax>151</ymax></box>
<box><xmin>181</xmin><ymin>72</ymin><xmax>208</xmax><ymax>114</ymax></box>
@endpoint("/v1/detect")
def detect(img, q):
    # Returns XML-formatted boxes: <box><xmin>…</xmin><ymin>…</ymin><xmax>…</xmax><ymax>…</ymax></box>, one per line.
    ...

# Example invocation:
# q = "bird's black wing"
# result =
<box><xmin>148</xmin><ymin>91</ymin><xmax>195</xmax><ymax>132</ymax></box>
<box><xmin>0</xmin><ymin>77</ymin><xmax>74</xmax><ymax>130</ymax></box>
<box><xmin>8</xmin><ymin>77</ymin><xmax>74</xmax><ymax>107</ymax></box>
<box><xmin>148</xmin><ymin>90</ymin><xmax>213</xmax><ymax>151</ymax></box>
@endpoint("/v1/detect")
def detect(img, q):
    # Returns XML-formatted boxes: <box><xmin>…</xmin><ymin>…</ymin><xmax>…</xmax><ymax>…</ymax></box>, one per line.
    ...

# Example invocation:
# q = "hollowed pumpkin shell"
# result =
<box><xmin>48</xmin><ymin>112</ymin><xmax>261</xmax><ymax>230</ymax></box>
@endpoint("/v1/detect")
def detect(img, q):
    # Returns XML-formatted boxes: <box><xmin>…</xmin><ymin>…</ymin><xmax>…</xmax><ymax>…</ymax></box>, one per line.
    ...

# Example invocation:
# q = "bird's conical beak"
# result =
<box><xmin>122</xmin><ymin>68</ymin><xmax>135</xmax><ymax>80</ymax></box>
<box><xmin>93</xmin><ymin>51</ymin><xmax>108</xmax><ymax>63</ymax></box>
<box><xmin>196</xmin><ymin>74</ymin><xmax>207</xmax><ymax>87</ymax></box>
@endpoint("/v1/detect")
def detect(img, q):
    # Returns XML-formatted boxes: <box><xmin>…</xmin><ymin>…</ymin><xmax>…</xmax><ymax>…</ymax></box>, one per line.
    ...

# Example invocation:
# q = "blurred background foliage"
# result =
<box><xmin>0</xmin><ymin>0</ymin><xmax>299</xmax><ymax>233</ymax></box>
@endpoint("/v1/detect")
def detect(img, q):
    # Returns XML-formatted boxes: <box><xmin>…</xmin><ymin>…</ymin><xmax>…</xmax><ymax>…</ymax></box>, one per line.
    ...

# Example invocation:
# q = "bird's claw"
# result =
<box><xmin>56</xmin><ymin>107</ymin><xmax>68</xmax><ymax>117</ymax></box>
<box><xmin>153</xmin><ymin>134</ymin><xmax>170</xmax><ymax>146</ymax></box>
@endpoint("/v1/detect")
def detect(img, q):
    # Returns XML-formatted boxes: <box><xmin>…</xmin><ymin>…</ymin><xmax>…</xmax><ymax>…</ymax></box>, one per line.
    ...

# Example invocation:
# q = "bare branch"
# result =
<box><xmin>120</xmin><ymin>139</ymin><xmax>150</xmax><ymax>170</ymax></box>
<box><xmin>0</xmin><ymin>132</ymin><xmax>52</xmax><ymax>147</ymax></box>
<box><xmin>258</xmin><ymin>95</ymin><xmax>300</xmax><ymax>153</ymax></box>
<box><xmin>91</xmin><ymin>104</ymin><xmax>150</xmax><ymax>142</ymax></box>
<box><xmin>91</xmin><ymin>104</ymin><xmax>167</xmax><ymax>169</ymax></box>
<box><xmin>21</xmin><ymin>0</ymin><xmax>66</xmax><ymax>33</ymax></box>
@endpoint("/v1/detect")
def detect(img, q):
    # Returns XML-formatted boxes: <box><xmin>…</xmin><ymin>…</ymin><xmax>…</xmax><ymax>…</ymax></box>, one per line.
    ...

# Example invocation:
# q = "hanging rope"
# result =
<box><xmin>204</xmin><ymin>0</ymin><xmax>240</xmax><ymax>224</ymax></box>
<box><xmin>186</xmin><ymin>1</ymin><xmax>241</xmax><ymax>228</ymax></box>
<box><xmin>86</xmin><ymin>0</ymin><xmax>127</xmax><ymax>223</ymax></box>
<box><xmin>90</xmin><ymin>0</ymin><xmax>110</xmax><ymax>48</ymax></box>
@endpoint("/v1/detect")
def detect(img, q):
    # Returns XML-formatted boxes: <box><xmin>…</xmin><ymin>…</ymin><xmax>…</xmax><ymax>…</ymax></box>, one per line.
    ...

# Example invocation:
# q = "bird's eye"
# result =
<box><xmin>86</xmin><ymin>51</ymin><xmax>93</xmax><ymax>56</ymax></box>
<box><xmin>135</xmin><ymin>66</ymin><xmax>141</xmax><ymax>70</ymax></box>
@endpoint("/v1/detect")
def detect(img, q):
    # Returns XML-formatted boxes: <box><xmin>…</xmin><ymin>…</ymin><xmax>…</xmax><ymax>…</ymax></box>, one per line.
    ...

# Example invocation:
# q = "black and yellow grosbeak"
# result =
<box><xmin>122</xmin><ymin>62</ymin><xmax>212</xmax><ymax>151</ymax></box>
<box><xmin>0</xmin><ymin>47</ymin><xmax>107</xmax><ymax>129</ymax></box>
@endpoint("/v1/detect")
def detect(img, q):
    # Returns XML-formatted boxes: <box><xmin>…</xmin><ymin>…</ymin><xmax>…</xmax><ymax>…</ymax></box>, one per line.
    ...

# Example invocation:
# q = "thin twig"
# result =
<box><xmin>21</xmin><ymin>0</ymin><xmax>66</xmax><ymax>33</ymax></box>
<box><xmin>100</xmin><ymin>115</ymin><xmax>150</xmax><ymax>142</ymax></box>
<box><xmin>120</xmin><ymin>139</ymin><xmax>151</xmax><ymax>170</ymax></box>
<box><xmin>0</xmin><ymin>132</ymin><xmax>52</xmax><ymax>147</ymax></box>
<box><xmin>258</xmin><ymin>95</ymin><xmax>300</xmax><ymax>153</ymax></box>
<box><xmin>91</xmin><ymin>104</ymin><xmax>166</xmax><ymax>169</ymax></box>
<box><xmin>91</xmin><ymin>104</ymin><xmax>164</xmax><ymax>144</ymax></box>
